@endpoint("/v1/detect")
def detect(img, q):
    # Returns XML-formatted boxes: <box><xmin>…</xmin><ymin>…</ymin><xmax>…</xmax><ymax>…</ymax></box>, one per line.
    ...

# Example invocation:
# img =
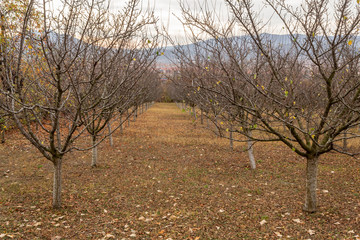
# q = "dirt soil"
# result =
<box><xmin>0</xmin><ymin>103</ymin><xmax>359</xmax><ymax>239</ymax></box>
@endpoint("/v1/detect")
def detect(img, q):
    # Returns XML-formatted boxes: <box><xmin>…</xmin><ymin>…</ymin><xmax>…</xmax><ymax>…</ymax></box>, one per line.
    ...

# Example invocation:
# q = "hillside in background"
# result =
<box><xmin>156</xmin><ymin>33</ymin><xmax>360</xmax><ymax>65</ymax></box>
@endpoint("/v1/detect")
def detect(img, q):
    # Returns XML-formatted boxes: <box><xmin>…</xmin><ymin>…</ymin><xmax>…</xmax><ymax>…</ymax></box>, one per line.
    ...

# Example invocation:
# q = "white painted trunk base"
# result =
<box><xmin>304</xmin><ymin>156</ymin><xmax>318</xmax><ymax>212</ymax></box>
<box><xmin>91</xmin><ymin>137</ymin><xmax>97</xmax><ymax>167</ymax></box>
<box><xmin>53</xmin><ymin>159</ymin><xmax>62</xmax><ymax>208</ymax></box>
<box><xmin>247</xmin><ymin>131</ymin><xmax>256</xmax><ymax>170</ymax></box>
<box><xmin>107</xmin><ymin>122</ymin><xmax>113</xmax><ymax>146</ymax></box>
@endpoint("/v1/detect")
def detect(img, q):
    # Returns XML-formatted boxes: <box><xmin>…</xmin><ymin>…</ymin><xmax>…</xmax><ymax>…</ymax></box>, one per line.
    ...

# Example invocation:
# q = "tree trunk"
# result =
<box><xmin>215</xmin><ymin>115</ymin><xmax>222</xmax><ymax>137</ymax></box>
<box><xmin>247</xmin><ymin>130</ymin><xmax>256</xmax><ymax>170</ymax></box>
<box><xmin>56</xmin><ymin>125</ymin><xmax>61</xmax><ymax>149</ymax></box>
<box><xmin>343</xmin><ymin>130</ymin><xmax>348</xmax><ymax>151</ymax></box>
<box><xmin>127</xmin><ymin>109</ymin><xmax>130</xmax><ymax>127</ymax></box>
<box><xmin>91</xmin><ymin>135</ymin><xmax>97</xmax><ymax>167</ymax></box>
<box><xmin>107</xmin><ymin>122</ymin><xmax>113</xmax><ymax>146</ymax></box>
<box><xmin>1</xmin><ymin>130</ymin><xmax>4</xmax><ymax>143</ymax></box>
<box><xmin>52</xmin><ymin>158</ymin><xmax>63</xmax><ymax>208</ymax></box>
<box><xmin>229</xmin><ymin>124</ymin><xmax>233</xmax><ymax>151</ymax></box>
<box><xmin>303</xmin><ymin>155</ymin><xmax>319</xmax><ymax>213</ymax></box>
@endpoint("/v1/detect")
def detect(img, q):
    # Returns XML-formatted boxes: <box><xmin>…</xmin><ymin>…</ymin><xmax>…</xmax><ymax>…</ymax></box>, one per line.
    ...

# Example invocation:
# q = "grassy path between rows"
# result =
<box><xmin>0</xmin><ymin>103</ymin><xmax>359</xmax><ymax>239</ymax></box>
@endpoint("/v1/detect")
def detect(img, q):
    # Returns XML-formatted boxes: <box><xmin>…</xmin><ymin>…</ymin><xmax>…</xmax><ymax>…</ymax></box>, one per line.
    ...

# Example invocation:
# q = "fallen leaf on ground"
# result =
<box><xmin>292</xmin><ymin>218</ymin><xmax>302</xmax><ymax>223</ymax></box>
<box><xmin>50</xmin><ymin>236</ymin><xmax>62</xmax><ymax>240</ymax></box>
<box><xmin>103</xmin><ymin>233</ymin><xmax>115</xmax><ymax>239</ymax></box>
<box><xmin>308</xmin><ymin>229</ymin><xmax>316</xmax><ymax>235</ymax></box>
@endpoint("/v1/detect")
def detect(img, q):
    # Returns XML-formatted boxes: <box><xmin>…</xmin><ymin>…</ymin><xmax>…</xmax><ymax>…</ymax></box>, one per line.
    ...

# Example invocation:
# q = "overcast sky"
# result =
<box><xmin>109</xmin><ymin>0</ymin><xmax>301</xmax><ymax>41</ymax></box>
<box><xmin>51</xmin><ymin>0</ymin><xmax>301</xmax><ymax>44</ymax></box>
<box><xmin>109</xmin><ymin>0</ymin><xmax>230</xmax><ymax>42</ymax></box>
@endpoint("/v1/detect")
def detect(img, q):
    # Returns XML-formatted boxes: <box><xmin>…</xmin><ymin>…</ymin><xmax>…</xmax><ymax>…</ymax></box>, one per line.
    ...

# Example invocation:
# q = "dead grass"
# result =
<box><xmin>0</xmin><ymin>103</ymin><xmax>359</xmax><ymax>239</ymax></box>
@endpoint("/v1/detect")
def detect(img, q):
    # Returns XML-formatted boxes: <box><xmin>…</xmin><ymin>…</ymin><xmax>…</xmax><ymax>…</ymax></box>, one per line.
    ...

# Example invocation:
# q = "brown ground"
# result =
<box><xmin>0</xmin><ymin>103</ymin><xmax>359</xmax><ymax>240</ymax></box>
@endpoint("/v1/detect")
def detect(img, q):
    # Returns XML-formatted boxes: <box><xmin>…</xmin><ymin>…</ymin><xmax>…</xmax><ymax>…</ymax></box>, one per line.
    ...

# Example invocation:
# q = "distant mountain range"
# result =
<box><xmin>42</xmin><ymin>32</ymin><xmax>359</xmax><ymax>66</ymax></box>
<box><xmin>156</xmin><ymin>33</ymin><xmax>359</xmax><ymax>65</ymax></box>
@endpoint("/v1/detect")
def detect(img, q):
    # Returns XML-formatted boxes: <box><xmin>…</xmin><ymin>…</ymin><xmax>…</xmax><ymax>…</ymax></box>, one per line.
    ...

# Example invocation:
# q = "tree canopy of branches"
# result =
<box><xmin>0</xmin><ymin>0</ymin><xmax>161</xmax><ymax>208</ymax></box>
<box><xmin>168</xmin><ymin>0</ymin><xmax>360</xmax><ymax>213</ymax></box>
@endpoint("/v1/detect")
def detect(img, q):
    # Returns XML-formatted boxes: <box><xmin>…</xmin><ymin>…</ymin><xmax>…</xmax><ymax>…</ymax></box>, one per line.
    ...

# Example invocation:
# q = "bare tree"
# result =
<box><xmin>167</xmin><ymin>31</ymin><xmax>260</xmax><ymax>169</ymax></box>
<box><xmin>0</xmin><ymin>0</ymin><xmax>159</xmax><ymax>208</ymax></box>
<box><xmin>173</xmin><ymin>0</ymin><xmax>360</xmax><ymax>212</ymax></box>
<box><xmin>81</xmin><ymin>37</ymin><xmax>159</xmax><ymax>167</ymax></box>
